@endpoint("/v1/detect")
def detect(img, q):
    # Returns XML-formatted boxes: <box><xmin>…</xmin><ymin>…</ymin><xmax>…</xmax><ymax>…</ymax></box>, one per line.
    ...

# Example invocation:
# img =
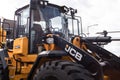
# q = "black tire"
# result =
<box><xmin>0</xmin><ymin>58</ymin><xmax>4</xmax><ymax>80</ymax></box>
<box><xmin>33</xmin><ymin>60</ymin><xmax>94</xmax><ymax>80</ymax></box>
<box><xmin>0</xmin><ymin>58</ymin><xmax>9</xmax><ymax>80</ymax></box>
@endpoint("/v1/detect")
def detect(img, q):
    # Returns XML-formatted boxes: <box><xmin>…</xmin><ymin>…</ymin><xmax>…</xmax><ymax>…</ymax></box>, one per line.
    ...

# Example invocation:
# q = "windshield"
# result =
<box><xmin>32</xmin><ymin>4</ymin><xmax>81</xmax><ymax>39</ymax></box>
<box><xmin>32</xmin><ymin>4</ymin><xmax>63</xmax><ymax>34</ymax></box>
<box><xmin>39</xmin><ymin>5</ymin><xmax>61</xmax><ymax>21</ymax></box>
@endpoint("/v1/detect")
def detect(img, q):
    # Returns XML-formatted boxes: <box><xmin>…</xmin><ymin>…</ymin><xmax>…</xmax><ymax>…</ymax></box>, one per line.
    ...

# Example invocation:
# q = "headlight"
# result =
<box><xmin>46</xmin><ymin>37</ymin><xmax>54</xmax><ymax>44</ymax></box>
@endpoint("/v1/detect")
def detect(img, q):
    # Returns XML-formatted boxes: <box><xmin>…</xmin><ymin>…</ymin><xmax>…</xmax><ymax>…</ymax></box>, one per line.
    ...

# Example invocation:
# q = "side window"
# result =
<box><xmin>16</xmin><ymin>7</ymin><xmax>30</xmax><ymax>37</ymax></box>
<box><xmin>68</xmin><ymin>19</ymin><xmax>79</xmax><ymax>35</ymax></box>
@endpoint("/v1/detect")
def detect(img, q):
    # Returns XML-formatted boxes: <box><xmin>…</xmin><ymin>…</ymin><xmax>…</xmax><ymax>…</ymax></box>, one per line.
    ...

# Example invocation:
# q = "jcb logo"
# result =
<box><xmin>65</xmin><ymin>45</ymin><xmax>83</xmax><ymax>61</ymax></box>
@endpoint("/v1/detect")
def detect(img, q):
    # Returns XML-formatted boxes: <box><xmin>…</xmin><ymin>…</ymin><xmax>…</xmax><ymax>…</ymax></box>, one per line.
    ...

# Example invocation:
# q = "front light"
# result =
<box><xmin>46</xmin><ymin>37</ymin><xmax>54</xmax><ymax>44</ymax></box>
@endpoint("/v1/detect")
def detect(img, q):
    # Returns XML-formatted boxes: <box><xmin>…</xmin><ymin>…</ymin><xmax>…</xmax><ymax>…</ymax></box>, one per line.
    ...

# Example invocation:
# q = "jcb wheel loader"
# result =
<box><xmin>0</xmin><ymin>18</ymin><xmax>15</xmax><ymax>80</ymax></box>
<box><xmin>0</xmin><ymin>0</ymin><xmax>120</xmax><ymax>80</ymax></box>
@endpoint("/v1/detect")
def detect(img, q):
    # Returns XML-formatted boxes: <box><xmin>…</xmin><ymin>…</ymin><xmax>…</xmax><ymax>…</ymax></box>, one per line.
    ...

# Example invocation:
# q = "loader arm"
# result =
<box><xmin>83</xmin><ymin>41</ymin><xmax>120</xmax><ymax>80</ymax></box>
<box><xmin>85</xmin><ymin>42</ymin><xmax>120</xmax><ymax>71</ymax></box>
<box><xmin>28</xmin><ymin>35</ymin><xmax>104</xmax><ymax>80</ymax></box>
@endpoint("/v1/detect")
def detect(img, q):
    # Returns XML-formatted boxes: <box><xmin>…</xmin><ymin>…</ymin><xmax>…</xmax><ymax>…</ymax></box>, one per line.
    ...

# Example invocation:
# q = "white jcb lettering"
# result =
<box><xmin>65</xmin><ymin>45</ymin><xmax>83</xmax><ymax>61</ymax></box>
<box><xmin>65</xmin><ymin>45</ymin><xmax>70</xmax><ymax>52</ymax></box>
<box><xmin>69</xmin><ymin>48</ymin><xmax>76</xmax><ymax>56</ymax></box>
<box><xmin>75</xmin><ymin>52</ymin><xmax>83</xmax><ymax>61</ymax></box>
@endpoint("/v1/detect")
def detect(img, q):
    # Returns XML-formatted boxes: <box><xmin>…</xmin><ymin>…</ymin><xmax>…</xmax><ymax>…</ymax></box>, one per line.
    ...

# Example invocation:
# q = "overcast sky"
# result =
<box><xmin>1</xmin><ymin>0</ymin><xmax>120</xmax><ymax>32</ymax></box>
<box><xmin>0</xmin><ymin>0</ymin><xmax>120</xmax><ymax>56</ymax></box>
